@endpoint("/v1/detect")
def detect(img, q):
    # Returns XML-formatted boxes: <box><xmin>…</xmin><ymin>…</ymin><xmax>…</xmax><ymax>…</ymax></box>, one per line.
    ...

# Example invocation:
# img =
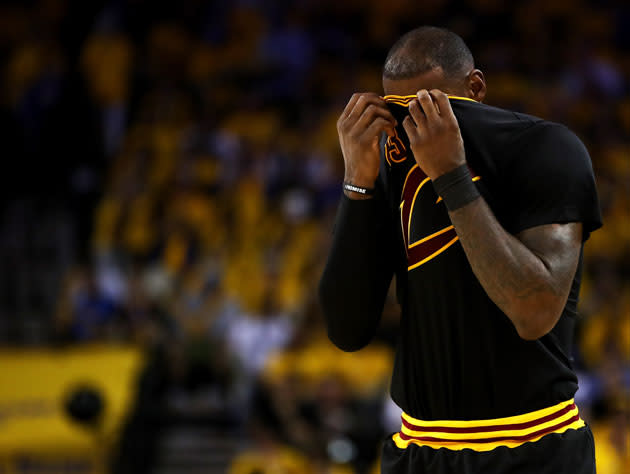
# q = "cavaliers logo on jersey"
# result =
<box><xmin>399</xmin><ymin>164</ymin><xmax>460</xmax><ymax>271</ymax></box>
<box><xmin>383</xmin><ymin>95</ymin><xmax>480</xmax><ymax>272</ymax></box>
<box><xmin>385</xmin><ymin>129</ymin><xmax>408</xmax><ymax>164</ymax></box>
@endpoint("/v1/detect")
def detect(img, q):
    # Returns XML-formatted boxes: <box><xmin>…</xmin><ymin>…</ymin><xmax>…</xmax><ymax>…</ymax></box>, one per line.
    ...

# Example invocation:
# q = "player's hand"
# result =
<box><xmin>402</xmin><ymin>89</ymin><xmax>466</xmax><ymax>180</ymax></box>
<box><xmin>337</xmin><ymin>93</ymin><xmax>397</xmax><ymax>198</ymax></box>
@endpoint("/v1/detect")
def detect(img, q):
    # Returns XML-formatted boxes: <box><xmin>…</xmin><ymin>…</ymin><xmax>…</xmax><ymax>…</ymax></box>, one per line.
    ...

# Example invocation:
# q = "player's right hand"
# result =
<box><xmin>337</xmin><ymin>93</ymin><xmax>396</xmax><ymax>198</ymax></box>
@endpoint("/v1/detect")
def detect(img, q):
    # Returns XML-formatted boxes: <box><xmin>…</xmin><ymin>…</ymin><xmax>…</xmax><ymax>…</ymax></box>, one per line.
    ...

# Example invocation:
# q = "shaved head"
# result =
<box><xmin>383</xmin><ymin>26</ymin><xmax>474</xmax><ymax>81</ymax></box>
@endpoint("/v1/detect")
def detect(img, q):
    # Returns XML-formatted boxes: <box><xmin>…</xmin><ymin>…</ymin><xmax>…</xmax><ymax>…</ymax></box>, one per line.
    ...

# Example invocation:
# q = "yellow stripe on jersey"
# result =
<box><xmin>393</xmin><ymin>398</ymin><xmax>585</xmax><ymax>452</ymax></box>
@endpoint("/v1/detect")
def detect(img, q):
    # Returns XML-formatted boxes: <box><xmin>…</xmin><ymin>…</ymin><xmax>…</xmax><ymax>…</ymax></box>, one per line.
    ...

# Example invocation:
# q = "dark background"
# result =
<box><xmin>0</xmin><ymin>0</ymin><xmax>628</xmax><ymax>472</ymax></box>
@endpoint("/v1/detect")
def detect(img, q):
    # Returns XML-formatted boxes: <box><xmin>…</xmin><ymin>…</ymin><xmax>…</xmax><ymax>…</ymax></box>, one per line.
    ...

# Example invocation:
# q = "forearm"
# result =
<box><xmin>448</xmin><ymin>197</ymin><xmax>570</xmax><ymax>340</ymax></box>
<box><xmin>322</xmin><ymin>92</ymin><xmax>399</xmax><ymax>350</ymax></box>
<box><xmin>319</xmin><ymin>196</ymin><xmax>394</xmax><ymax>351</ymax></box>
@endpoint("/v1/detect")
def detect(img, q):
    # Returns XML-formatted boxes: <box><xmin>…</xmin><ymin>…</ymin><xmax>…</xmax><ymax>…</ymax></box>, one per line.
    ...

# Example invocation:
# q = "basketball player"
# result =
<box><xmin>319</xmin><ymin>26</ymin><xmax>602</xmax><ymax>473</ymax></box>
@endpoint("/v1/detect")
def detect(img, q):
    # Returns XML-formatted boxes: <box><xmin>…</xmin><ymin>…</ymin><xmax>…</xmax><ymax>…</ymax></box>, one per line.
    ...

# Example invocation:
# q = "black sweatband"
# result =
<box><xmin>343</xmin><ymin>182</ymin><xmax>375</xmax><ymax>196</ymax></box>
<box><xmin>432</xmin><ymin>164</ymin><xmax>481</xmax><ymax>211</ymax></box>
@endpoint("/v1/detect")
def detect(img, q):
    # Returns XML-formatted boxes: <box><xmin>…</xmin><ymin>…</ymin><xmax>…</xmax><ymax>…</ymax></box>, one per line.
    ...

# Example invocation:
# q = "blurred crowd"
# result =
<box><xmin>0</xmin><ymin>0</ymin><xmax>628</xmax><ymax>472</ymax></box>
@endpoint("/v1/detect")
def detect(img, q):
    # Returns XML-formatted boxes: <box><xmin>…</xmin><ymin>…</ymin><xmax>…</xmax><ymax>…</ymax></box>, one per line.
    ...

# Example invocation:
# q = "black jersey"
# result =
<box><xmin>319</xmin><ymin>96</ymin><xmax>602</xmax><ymax>422</ymax></box>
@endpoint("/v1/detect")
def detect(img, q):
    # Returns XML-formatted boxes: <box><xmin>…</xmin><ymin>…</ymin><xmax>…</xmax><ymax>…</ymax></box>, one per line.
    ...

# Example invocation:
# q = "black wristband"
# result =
<box><xmin>343</xmin><ymin>182</ymin><xmax>375</xmax><ymax>196</ymax></box>
<box><xmin>432</xmin><ymin>164</ymin><xmax>480</xmax><ymax>211</ymax></box>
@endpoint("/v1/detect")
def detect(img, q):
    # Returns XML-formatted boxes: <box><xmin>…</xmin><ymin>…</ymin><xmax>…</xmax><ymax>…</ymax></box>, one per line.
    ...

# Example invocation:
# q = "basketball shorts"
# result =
<box><xmin>381</xmin><ymin>398</ymin><xmax>596</xmax><ymax>474</ymax></box>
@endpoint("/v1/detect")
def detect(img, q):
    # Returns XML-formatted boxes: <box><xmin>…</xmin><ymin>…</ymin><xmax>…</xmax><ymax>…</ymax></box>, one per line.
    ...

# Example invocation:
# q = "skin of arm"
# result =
<box><xmin>336</xmin><ymin>92</ymin><xmax>396</xmax><ymax>200</ymax></box>
<box><xmin>402</xmin><ymin>89</ymin><xmax>582</xmax><ymax>340</ymax></box>
<box><xmin>449</xmin><ymin>199</ymin><xmax>582</xmax><ymax>340</ymax></box>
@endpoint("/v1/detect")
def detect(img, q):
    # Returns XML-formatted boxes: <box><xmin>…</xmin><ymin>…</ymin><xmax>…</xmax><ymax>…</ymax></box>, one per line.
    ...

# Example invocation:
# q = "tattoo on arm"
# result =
<box><xmin>448</xmin><ymin>197</ymin><xmax>582</xmax><ymax>339</ymax></box>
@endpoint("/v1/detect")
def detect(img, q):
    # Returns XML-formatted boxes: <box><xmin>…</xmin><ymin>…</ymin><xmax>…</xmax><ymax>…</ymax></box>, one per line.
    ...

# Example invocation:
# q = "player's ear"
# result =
<box><xmin>468</xmin><ymin>69</ymin><xmax>486</xmax><ymax>102</ymax></box>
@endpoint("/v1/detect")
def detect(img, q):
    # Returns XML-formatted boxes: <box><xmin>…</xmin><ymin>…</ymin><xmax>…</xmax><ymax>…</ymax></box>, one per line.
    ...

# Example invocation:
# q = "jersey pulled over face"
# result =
<box><xmin>378</xmin><ymin>96</ymin><xmax>602</xmax><ymax>420</ymax></box>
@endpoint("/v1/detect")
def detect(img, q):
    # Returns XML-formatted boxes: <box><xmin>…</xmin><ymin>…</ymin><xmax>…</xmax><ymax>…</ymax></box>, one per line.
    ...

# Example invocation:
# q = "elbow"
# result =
<box><xmin>318</xmin><ymin>278</ymin><xmax>373</xmax><ymax>352</ymax></box>
<box><xmin>512</xmin><ymin>305</ymin><xmax>562</xmax><ymax>341</ymax></box>
<box><xmin>509</xmin><ymin>292</ymin><xmax>565</xmax><ymax>340</ymax></box>
<box><xmin>515</xmin><ymin>324</ymin><xmax>549</xmax><ymax>341</ymax></box>
<box><xmin>320</xmin><ymin>302</ymin><xmax>373</xmax><ymax>351</ymax></box>
<box><xmin>327</xmin><ymin>329</ymin><xmax>371</xmax><ymax>352</ymax></box>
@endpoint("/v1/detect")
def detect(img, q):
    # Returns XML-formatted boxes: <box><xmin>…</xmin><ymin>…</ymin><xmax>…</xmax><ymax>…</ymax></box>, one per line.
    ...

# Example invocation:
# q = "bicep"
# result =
<box><xmin>516</xmin><ymin>222</ymin><xmax>582</xmax><ymax>294</ymax></box>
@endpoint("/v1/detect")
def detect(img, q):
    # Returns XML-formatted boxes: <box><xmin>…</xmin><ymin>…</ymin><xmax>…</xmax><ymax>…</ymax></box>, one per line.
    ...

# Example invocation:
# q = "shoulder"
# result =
<box><xmin>450</xmin><ymin>98</ymin><xmax>543</xmax><ymax>125</ymax></box>
<box><xmin>462</xmin><ymin>100</ymin><xmax>591</xmax><ymax>168</ymax></box>
<box><xmin>451</xmin><ymin>100</ymin><xmax>545</xmax><ymax>147</ymax></box>
<box><xmin>453</xmin><ymin>99</ymin><xmax>592</xmax><ymax>173</ymax></box>
<box><xmin>511</xmin><ymin>120</ymin><xmax>592</xmax><ymax>171</ymax></box>
<box><xmin>502</xmin><ymin>118</ymin><xmax>598</xmax><ymax>207</ymax></box>
<box><xmin>516</xmin><ymin>119</ymin><xmax>584</xmax><ymax>146</ymax></box>
<box><xmin>472</xmin><ymin>103</ymin><xmax>588</xmax><ymax>157</ymax></box>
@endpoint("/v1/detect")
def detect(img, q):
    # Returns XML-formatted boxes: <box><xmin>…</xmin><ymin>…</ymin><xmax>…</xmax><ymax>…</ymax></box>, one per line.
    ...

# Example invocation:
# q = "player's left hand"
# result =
<box><xmin>402</xmin><ymin>89</ymin><xmax>466</xmax><ymax>180</ymax></box>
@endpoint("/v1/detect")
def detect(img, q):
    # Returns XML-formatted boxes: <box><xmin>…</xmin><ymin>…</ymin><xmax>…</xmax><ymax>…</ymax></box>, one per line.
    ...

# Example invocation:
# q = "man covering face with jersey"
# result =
<box><xmin>319</xmin><ymin>26</ymin><xmax>601</xmax><ymax>474</ymax></box>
